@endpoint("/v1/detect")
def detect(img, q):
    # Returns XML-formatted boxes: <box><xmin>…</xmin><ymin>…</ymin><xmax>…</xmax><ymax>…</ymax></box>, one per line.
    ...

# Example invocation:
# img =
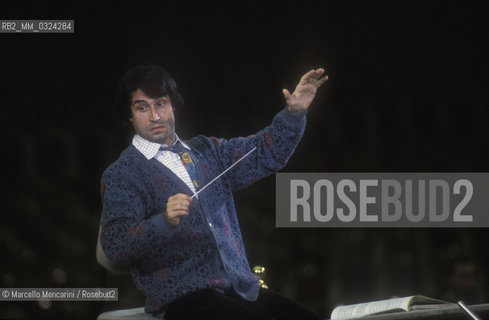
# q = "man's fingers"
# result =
<box><xmin>302</xmin><ymin>68</ymin><xmax>322</xmax><ymax>80</ymax></box>
<box><xmin>168</xmin><ymin>207</ymin><xmax>190</xmax><ymax>216</ymax></box>
<box><xmin>302</xmin><ymin>68</ymin><xmax>328</xmax><ymax>85</ymax></box>
<box><xmin>166</xmin><ymin>193</ymin><xmax>193</xmax><ymax>225</ymax></box>
<box><xmin>303</xmin><ymin>69</ymin><xmax>317</xmax><ymax>79</ymax></box>
<box><xmin>170</xmin><ymin>193</ymin><xmax>193</xmax><ymax>202</ymax></box>
<box><xmin>168</xmin><ymin>194</ymin><xmax>192</xmax><ymax>207</ymax></box>
<box><xmin>168</xmin><ymin>200</ymin><xmax>191</xmax><ymax>209</ymax></box>
<box><xmin>168</xmin><ymin>209</ymin><xmax>189</xmax><ymax>218</ymax></box>
<box><xmin>317</xmin><ymin>75</ymin><xmax>329</xmax><ymax>87</ymax></box>
<box><xmin>306</xmin><ymin>68</ymin><xmax>324</xmax><ymax>81</ymax></box>
<box><xmin>282</xmin><ymin>88</ymin><xmax>292</xmax><ymax>100</ymax></box>
<box><xmin>167</xmin><ymin>202</ymin><xmax>191</xmax><ymax>215</ymax></box>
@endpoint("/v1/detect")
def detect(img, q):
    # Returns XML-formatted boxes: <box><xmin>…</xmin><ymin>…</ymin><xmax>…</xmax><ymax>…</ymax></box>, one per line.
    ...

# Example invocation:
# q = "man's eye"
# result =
<box><xmin>136</xmin><ymin>105</ymin><xmax>148</xmax><ymax>111</ymax></box>
<box><xmin>156</xmin><ymin>101</ymin><xmax>166</xmax><ymax>108</ymax></box>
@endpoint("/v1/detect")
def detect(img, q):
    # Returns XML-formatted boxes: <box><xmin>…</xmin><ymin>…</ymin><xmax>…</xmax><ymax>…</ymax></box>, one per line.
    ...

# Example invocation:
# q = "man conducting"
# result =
<box><xmin>100</xmin><ymin>65</ymin><xmax>328</xmax><ymax>319</ymax></box>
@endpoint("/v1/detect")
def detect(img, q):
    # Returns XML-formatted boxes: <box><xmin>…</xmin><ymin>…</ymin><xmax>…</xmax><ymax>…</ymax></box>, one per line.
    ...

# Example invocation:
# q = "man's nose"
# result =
<box><xmin>149</xmin><ymin>106</ymin><xmax>161</xmax><ymax>121</ymax></box>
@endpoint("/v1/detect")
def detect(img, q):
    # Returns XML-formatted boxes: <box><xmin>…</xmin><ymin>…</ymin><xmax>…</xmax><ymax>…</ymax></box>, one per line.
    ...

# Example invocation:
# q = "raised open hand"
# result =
<box><xmin>283</xmin><ymin>68</ymin><xmax>328</xmax><ymax>113</ymax></box>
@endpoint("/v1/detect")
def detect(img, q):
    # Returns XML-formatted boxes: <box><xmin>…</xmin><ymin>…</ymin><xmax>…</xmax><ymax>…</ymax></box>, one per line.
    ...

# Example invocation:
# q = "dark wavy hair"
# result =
<box><xmin>117</xmin><ymin>65</ymin><xmax>185</xmax><ymax>121</ymax></box>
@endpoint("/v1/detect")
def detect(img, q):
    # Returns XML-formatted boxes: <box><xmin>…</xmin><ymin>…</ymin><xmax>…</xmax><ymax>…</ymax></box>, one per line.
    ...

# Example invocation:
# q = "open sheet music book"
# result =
<box><xmin>331</xmin><ymin>295</ymin><xmax>453</xmax><ymax>319</ymax></box>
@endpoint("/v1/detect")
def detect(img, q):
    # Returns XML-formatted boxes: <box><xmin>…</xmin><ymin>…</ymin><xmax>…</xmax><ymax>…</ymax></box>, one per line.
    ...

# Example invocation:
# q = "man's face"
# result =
<box><xmin>130</xmin><ymin>89</ymin><xmax>176</xmax><ymax>145</ymax></box>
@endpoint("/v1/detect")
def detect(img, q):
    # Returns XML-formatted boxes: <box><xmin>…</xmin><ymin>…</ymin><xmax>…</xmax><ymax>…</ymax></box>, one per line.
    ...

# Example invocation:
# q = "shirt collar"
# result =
<box><xmin>132</xmin><ymin>134</ymin><xmax>191</xmax><ymax>160</ymax></box>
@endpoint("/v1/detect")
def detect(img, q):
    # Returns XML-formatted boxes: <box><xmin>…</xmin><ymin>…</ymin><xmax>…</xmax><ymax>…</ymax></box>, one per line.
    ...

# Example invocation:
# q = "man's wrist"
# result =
<box><xmin>286</xmin><ymin>105</ymin><xmax>306</xmax><ymax>115</ymax></box>
<box><xmin>287</xmin><ymin>105</ymin><xmax>306</xmax><ymax>114</ymax></box>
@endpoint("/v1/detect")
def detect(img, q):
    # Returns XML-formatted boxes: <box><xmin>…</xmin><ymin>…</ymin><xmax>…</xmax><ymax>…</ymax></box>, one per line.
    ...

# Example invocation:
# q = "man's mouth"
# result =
<box><xmin>150</xmin><ymin>125</ymin><xmax>165</xmax><ymax>131</ymax></box>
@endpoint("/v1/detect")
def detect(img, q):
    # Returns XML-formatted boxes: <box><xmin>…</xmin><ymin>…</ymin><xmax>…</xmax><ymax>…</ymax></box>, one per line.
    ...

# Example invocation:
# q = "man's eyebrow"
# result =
<box><xmin>132</xmin><ymin>99</ymin><xmax>149</xmax><ymax>105</ymax></box>
<box><xmin>132</xmin><ymin>97</ymin><xmax>169</xmax><ymax>105</ymax></box>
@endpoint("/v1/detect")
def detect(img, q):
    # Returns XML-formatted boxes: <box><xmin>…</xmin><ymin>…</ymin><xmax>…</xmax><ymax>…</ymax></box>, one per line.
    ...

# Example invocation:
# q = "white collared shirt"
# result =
<box><xmin>132</xmin><ymin>134</ymin><xmax>198</xmax><ymax>196</ymax></box>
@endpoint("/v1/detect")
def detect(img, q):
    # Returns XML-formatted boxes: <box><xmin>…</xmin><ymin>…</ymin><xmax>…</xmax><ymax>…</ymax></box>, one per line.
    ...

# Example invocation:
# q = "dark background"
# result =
<box><xmin>2</xmin><ymin>2</ymin><xmax>489</xmax><ymax>319</ymax></box>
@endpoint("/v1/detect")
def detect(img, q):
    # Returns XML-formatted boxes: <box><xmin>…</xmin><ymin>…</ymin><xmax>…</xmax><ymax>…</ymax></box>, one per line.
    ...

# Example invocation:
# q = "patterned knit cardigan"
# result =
<box><xmin>100</xmin><ymin>108</ymin><xmax>306</xmax><ymax>313</ymax></box>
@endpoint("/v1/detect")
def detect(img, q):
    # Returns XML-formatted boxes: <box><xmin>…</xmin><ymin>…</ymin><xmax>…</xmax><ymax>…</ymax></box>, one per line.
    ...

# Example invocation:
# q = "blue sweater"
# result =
<box><xmin>100</xmin><ymin>108</ymin><xmax>306</xmax><ymax>313</ymax></box>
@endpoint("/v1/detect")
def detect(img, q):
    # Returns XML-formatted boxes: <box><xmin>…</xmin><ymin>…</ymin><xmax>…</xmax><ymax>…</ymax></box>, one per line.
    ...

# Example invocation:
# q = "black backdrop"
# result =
<box><xmin>2</xmin><ymin>2</ymin><xmax>489</xmax><ymax>319</ymax></box>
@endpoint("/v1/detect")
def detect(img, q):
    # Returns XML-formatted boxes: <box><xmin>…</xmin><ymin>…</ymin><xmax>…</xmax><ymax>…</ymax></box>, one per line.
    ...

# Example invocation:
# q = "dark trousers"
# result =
<box><xmin>163</xmin><ymin>287</ymin><xmax>324</xmax><ymax>320</ymax></box>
